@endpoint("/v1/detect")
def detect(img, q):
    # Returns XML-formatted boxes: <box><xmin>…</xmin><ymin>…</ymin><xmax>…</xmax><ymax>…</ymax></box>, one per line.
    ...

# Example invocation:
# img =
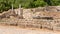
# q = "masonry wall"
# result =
<box><xmin>0</xmin><ymin>18</ymin><xmax>60</xmax><ymax>31</ymax></box>
<box><xmin>0</xmin><ymin>6</ymin><xmax>60</xmax><ymax>31</ymax></box>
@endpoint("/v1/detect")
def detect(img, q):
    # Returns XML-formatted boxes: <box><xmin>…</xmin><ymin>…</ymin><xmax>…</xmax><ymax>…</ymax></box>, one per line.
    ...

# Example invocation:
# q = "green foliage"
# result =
<box><xmin>34</xmin><ymin>0</ymin><xmax>47</xmax><ymax>7</ymax></box>
<box><xmin>0</xmin><ymin>0</ymin><xmax>60</xmax><ymax>12</ymax></box>
<box><xmin>52</xmin><ymin>0</ymin><xmax>60</xmax><ymax>6</ymax></box>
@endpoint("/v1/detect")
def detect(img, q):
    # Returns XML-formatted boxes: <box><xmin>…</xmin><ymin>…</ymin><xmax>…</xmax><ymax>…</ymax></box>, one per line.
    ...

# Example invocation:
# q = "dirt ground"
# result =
<box><xmin>0</xmin><ymin>25</ymin><xmax>60</xmax><ymax>34</ymax></box>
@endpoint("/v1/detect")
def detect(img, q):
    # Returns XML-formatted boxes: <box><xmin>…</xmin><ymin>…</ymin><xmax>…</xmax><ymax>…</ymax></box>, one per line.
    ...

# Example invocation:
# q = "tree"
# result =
<box><xmin>43</xmin><ymin>0</ymin><xmax>52</xmax><ymax>6</ymax></box>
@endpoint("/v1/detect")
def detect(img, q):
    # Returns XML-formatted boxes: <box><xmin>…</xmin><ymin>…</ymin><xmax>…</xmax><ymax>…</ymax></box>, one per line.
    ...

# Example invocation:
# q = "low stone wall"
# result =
<box><xmin>0</xmin><ymin>18</ymin><xmax>60</xmax><ymax>31</ymax></box>
<box><xmin>0</xmin><ymin>6</ymin><xmax>60</xmax><ymax>31</ymax></box>
<box><xmin>0</xmin><ymin>6</ymin><xmax>60</xmax><ymax>19</ymax></box>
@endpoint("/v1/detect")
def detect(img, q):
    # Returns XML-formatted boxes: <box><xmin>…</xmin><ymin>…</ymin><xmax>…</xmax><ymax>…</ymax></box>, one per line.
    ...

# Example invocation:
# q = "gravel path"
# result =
<box><xmin>0</xmin><ymin>25</ymin><xmax>60</xmax><ymax>34</ymax></box>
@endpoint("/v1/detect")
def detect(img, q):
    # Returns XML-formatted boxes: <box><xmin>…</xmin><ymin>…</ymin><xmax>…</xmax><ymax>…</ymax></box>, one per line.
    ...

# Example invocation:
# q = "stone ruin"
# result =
<box><xmin>0</xmin><ymin>6</ymin><xmax>60</xmax><ymax>31</ymax></box>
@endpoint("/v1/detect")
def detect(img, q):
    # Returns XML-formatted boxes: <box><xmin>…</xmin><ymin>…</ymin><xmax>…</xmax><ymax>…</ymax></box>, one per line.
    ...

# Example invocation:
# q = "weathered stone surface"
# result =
<box><xmin>0</xmin><ymin>6</ymin><xmax>60</xmax><ymax>31</ymax></box>
<box><xmin>23</xmin><ymin>9</ymin><xmax>33</xmax><ymax>19</ymax></box>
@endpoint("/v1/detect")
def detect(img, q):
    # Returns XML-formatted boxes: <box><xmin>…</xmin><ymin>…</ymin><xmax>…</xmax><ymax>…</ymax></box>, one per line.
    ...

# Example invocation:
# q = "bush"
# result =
<box><xmin>0</xmin><ymin>0</ymin><xmax>60</xmax><ymax>12</ymax></box>
<box><xmin>34</xmin><ymin>0</ymin><xmax>47</xmax><ymax>7</ymax></box>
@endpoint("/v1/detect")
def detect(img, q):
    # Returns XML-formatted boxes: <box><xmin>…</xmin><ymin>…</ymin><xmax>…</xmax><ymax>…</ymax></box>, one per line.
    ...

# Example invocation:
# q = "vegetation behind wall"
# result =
<box><xmin>0</xmin><ymin>0</ymin><xmax>60</xmax><ymax>13</ymax></box>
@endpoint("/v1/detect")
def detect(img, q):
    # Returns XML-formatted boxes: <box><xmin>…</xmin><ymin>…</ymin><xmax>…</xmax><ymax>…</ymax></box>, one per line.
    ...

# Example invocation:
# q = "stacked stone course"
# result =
<box><xmin>0</xmin><ymin>6</ymin><xmax>60</xmax><ymax>31</ymax></box>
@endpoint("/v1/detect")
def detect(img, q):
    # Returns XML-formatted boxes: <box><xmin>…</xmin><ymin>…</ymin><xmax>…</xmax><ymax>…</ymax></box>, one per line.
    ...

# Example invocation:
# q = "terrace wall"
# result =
<box><xmin>0</xmin><ymin>6</ymin><xmax>60</xmax><ymax>31</ymax></box>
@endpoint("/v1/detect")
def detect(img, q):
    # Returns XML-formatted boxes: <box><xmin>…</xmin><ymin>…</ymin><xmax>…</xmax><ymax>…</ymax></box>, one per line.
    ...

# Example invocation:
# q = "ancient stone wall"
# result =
<box><xmin>22</xmin><ymin>6</ymin><xmax>60</xmax><ymax>19</ymax></box>
<box><xmin>0</xmin><ymin>6</ymin><xmax>60</xmax><ymax>31</ymax></box>
<box><xmin>0</xmin><ymin>18</ymin><xmax>60</xmax><ymax>31</ymax></box>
